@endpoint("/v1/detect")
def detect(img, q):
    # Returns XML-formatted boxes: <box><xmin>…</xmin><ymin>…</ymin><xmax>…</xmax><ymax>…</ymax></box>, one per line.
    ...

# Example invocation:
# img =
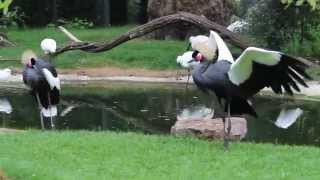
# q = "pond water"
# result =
<box><xmin>0</xmin><ymin>81</ymin><xmax>320</xmax><ymax>146</ymax></box>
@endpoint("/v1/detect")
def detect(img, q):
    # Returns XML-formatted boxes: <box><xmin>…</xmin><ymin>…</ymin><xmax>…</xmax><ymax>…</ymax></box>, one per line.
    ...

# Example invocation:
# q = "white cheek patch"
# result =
<box><xmin>42</xmin><ymin>68</ymin><xmax>61</xmax><ymax>90</ymax></box>
<box><xmin>176</xmin><ymin>51</ymin><xmax>199</xmax><ymax>69</ymax></box>
<box><xmin>228</xmin><ymin>47</ymin><xmax>281</xmax><ymax>85</ymax></box>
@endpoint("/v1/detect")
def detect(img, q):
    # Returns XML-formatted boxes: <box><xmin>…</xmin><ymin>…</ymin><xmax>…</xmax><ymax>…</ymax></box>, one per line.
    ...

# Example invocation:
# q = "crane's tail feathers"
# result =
<box><xmin>227</xmin><ymin>97</ymin><xmax>258</xmax><ymax>117</ymax></box>
<box><xmin>275</xmin><ymin>108</ymin><xmax>303</xmax><ymax>129</ymax></box>
<box><xmin>42</xmin><ymin>68</ymin><xmax>61</xmax><ymax>90</ymax></box>
<box><xmin>41</xmin><ymin>105</ymin><xmax>57</xmax><ymax>117</ymax></box>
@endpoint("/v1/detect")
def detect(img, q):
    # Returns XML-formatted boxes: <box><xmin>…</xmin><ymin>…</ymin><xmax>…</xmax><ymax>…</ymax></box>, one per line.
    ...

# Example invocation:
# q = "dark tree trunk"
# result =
<box><xmin>95</xmin><ymin>0</ymin><xmax>110</xmax><ymax>26</ymax></box>
<box><xmin>51</xmin><ymin>0</ymin><xmax>58</xmax><ymax>23</ymax></box>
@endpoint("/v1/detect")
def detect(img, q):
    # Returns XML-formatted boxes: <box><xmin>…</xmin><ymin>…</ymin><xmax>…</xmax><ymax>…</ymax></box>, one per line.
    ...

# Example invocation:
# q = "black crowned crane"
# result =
<box><xmin>21</xmin><ymin>49</ymin><xmax>60</xmax><ymax>129</ymax></box>
<box><xmin>178</xmin><ymin>31</ymin><xmax>311</xmax><ymax>149</ymax></box>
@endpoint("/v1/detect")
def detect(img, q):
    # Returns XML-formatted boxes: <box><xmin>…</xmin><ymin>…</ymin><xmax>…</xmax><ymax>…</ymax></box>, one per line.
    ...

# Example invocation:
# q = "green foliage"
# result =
<box><xmin>0</xmin><ymin>6</ymin><xmax>25</xmax><ymax>29</ymax></box>
<box><xmin>282</xmin><ymin>25</ymin><xmax>320</xmax><ymax>58</ymax></box>
<box><xmin>65</xmin><ymin>18</ymin><xmax>94</xmax><ymax>29</ymax></box>
<box><xmin>0</xmin><ymin>0</ymin><xmax>12</xmax><ymax>14</ymax></box>
<box><xmin>238</xmin><ymin>0</ymin><xmax>259</xmax><ymax>17</ymax></box>
<box><xmin>281</xmin><ymin>0</ymin><xmax>319</xmax><ymax>9</ymax></box>
<box><xmin>1</xmin><ymin>131</ymin><xmax>320</xmax><ymax>179</ymax></box>
<box><xmin>246</xmin><ymin>0</ymin><xmax>320</xmax><ymax>48</ymax></box>
<box><xmin>0</xmin><ymin>0</ymin><xmax>25</xmax><ymax>29</ymax></box>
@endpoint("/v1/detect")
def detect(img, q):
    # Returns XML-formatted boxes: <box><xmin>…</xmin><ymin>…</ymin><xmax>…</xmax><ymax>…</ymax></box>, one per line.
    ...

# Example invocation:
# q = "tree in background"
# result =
<box><xmin>245</xmin><ymin>0</ymin><xmax>320</xmax><ymax>49</ymax></box>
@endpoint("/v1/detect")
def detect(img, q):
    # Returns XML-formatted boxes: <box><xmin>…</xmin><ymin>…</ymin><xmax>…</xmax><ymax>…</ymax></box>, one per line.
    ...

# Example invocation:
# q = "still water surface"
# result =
<box><xmin>0</xmin><ymin>82</ymin><xmax>319</xmax><ymax>146</ymax></box>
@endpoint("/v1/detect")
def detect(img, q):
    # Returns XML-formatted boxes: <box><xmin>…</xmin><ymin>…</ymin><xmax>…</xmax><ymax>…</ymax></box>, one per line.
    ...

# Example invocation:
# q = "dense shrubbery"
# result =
<box><xmin>0</xmin><ymin>0</ymin><xmax>25</xmax><ymax>29</ymax></box>
<box><xmin>282</xmin><ymin>25</ymin><xmax>320</xmax><ymax>58</ymax></box>
<box><xmin>239</xmin><ymin>0</ymin><xmax>320</xmax><ymax>59</ymax></box>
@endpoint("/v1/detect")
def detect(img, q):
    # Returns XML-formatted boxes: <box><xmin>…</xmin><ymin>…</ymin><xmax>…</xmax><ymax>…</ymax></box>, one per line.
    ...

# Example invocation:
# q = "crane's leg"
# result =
<box><xmin>35</xmin><ymin>93</ymin><xmax>45</xmax><ymax>130</ymax></box>
<box><xmin>176</xmin><ymin>69</ymin><xmax>180</xmax><ymax>80</ymax></box>
<box><xmin>47</xmin><ymin>92</ymin><xmax>55</xmax><ymax>129</ymax></box>
<box><xmin>226</xmin><ymin>103</ymin><xmax>232</xmax><ymax>150</ymax></box>
<box><xmin>222</xmin><ymin>116</ymin><xmax>228</xmax><ymax>151</ymax></box>
<box><xmin>185</xmin><ymin>69</ymin><xmax>191</xmax><ymax>90</ymax></box>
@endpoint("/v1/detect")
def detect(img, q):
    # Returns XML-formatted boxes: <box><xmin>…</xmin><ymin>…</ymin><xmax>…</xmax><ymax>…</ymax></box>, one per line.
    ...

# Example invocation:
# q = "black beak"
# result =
<box><xmin>187</xmin><ymin>59</ymin><xmax>196</xmax><ymax>63</ymax></box>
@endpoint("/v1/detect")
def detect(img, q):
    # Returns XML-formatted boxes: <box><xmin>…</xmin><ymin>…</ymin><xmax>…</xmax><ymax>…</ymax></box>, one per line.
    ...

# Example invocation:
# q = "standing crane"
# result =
<box><xmin>178</xmin><ymin>31</ymin><xmax>311</xmax><ymax>149</ymax></box>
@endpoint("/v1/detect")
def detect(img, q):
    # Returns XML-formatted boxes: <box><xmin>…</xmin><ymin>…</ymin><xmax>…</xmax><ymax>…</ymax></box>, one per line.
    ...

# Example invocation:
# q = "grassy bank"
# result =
<box><xmin>0</xmin><ymin>26</ymin><xmax>185</xmax><ymax>70</ymax></box>
<box><xmin>0</xmin><ymin>131</ymin><xmax>320</xmax><ymax>179</ymax></box>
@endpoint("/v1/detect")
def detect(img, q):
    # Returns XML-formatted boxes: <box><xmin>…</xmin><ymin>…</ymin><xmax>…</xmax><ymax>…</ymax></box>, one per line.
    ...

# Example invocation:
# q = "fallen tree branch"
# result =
<box><xmin>58</xmin><ymin>26</ymin><xmax>82</xmax><ymax>42</ymax></box>
<box><xmin>54</xmin><ymin>12</ymin><xmax>251</xmax><ymax>55</ymax></box>
<box><xmin>0</xmin><ymin>35</ymin><xmax>16</xmax><ymax>47</ymax></box>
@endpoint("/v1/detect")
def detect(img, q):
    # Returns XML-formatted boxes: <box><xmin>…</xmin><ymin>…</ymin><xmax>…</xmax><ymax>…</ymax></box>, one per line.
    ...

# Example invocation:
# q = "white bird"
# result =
<box><xmin>0</xmin><ymin>68</ymin><xmax>11</xmax><ymax>81</ymax></box>
<box><xmin>227</xmin><ymin>20</ymin><xmax>248</xmax><ymax>33</ymax></box>
<box><xmin>40</xmin><ymin>38</ymin><xmax>57</xmax><ymax>54</ymax></box>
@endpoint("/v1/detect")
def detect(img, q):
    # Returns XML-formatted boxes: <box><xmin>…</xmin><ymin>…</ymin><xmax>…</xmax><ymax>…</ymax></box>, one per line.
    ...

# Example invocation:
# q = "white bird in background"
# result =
<box><xmin>0</xmin><ymin>68</ymin><xmax>11</xmax><ymax>80</ymax></box>
<box><xmin>41</xmin><ymin>38</ymin><xmax>57</xmax><ymax>54</ymax></box>
<box><xmin>227</xmin><ymin>20</ymin><xmax>248</xmax><ymax>33</ymax></box>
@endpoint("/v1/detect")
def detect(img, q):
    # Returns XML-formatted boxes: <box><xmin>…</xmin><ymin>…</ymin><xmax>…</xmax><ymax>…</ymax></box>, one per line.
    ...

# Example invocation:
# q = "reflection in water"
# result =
<box><xmin>0</xmin><ymin>82</ymin><xmax>320</xmax><ymax>146</ymax></box>
<box><xmin>0</xmin><ymin>98</ymin><xmax>12</xmax><ymax>114</ymax></box>
<box><xmin>178</xmin><ymin>105</ymin><xmax>213</xmax><ymax>119</ymax></box>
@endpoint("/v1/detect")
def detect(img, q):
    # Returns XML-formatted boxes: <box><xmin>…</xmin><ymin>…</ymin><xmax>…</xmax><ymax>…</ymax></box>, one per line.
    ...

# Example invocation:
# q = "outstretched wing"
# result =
<box><xmin>228</xmin><ymin>47</ymin><xmax>312</xmax><ymax>96</ymax></box>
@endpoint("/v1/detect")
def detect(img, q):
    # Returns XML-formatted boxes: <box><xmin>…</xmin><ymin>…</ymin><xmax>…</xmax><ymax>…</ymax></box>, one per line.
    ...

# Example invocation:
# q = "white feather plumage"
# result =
<box><xmin>0</xmin><ymin>68</ymin><xmax>11</xmax><ymax>81</ymax></box>
<box><xmin>41</xmin><ymin>106</ymin><xmax>57</xmax><ymax>117</ymax></box>
<box><xmin>41</xmin><ymin>38</ymin><xmax>57</xmax><ymax>54</ymax></box>
<box><xmin>42</xmin><ymin>68</ymin><xmax>61</xmax><ymax>90</ymax></box>
<box><xmin>228</xmin><ymin>47</ymin><xmax>281</xmax><ymax>85</ymax></box>
<box><xmin>275</xmin><ymin>108</ymin><xmax>303</xmax><ymax>129</ymax></box>
<box><xmin>176</xmin><ymin>51</ymin><xmax>199</xmax><ymax>69</ymax></box>
<box><xmin>209</xmin><ymin>31</ymin><xmax>234</xmax><ymax>63</ymax></box>
<box><xmin>0</xmin><ymin>98</ymin><xmax>12</xmax><ymax>114</ymax></box>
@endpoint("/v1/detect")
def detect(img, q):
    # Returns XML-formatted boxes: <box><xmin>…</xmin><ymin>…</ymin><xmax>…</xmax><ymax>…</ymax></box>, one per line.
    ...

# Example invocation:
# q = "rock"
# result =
<box><xmin>147</xmin><ymin>0</ymin><xmax>236</xmax><ymax>39</ymax></box>
<box><xmin>171</xmin><ymin>116</ymin><xmax>247</xmax><ymax>140</ymax></box>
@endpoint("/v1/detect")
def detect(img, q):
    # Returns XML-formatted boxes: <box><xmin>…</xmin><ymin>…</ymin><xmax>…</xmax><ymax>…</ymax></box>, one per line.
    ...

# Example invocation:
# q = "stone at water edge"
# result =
<box><xmin>171</xmin><ymin>116</ymin><xmax>247</xmax><ymax>140</ymax></box>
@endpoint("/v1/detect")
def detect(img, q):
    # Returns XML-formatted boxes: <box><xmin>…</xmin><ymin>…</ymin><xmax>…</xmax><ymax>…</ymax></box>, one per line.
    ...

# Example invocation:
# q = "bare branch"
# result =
<box><xmin>54</xmin><ymin>12</ymin><xmax>251</xmax><ymax>55</ymax></box>
<box><xmin>58</xmin><ymin>26</ymin><xmax>82</xmax><ymax>42</ymax></box>
<box><xmin>0</xmin><ymin>35</ymin><xmax>16</xmax><ymax>47</ymax></box>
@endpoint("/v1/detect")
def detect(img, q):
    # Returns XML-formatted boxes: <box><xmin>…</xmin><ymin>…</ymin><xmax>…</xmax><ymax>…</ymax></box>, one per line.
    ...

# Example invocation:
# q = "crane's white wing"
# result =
<box><xmin>228</xmin><ymin>47</ymin><xmax>281</xmax><ymax>85</ymax></box>
<box><xmin>228</xmin><ymin>47</ymin><xmax>311</xmax><ymax>95</ymax></box>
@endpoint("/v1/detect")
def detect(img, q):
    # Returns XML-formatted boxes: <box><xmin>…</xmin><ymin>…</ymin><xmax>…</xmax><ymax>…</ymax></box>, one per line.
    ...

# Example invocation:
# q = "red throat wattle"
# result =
<box><xmin>27</xmin><ymin>60</ymin><xmax>33</xmax><ymax>67</ymax></box>
<box><xmin>196</xmin><ymin>53</ymin><xmax>204</xmax><ymax>62</ymax></box>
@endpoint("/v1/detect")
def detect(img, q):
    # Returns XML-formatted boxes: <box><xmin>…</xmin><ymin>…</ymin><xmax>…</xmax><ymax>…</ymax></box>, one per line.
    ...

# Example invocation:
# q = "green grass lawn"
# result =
<box><xmin>0</xmin><ymin>26</ymin><xmax>185</xmax><ymax>70</ymax></box>
<box><xmin>0</xmin><ymin>131</ymin><xmax>320</xmax><ymax>180</ymax></box>
<box><xmin>1</xmin><ymin>26</ymin><xmax>320</xmax><ymax>79</ymax></box>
